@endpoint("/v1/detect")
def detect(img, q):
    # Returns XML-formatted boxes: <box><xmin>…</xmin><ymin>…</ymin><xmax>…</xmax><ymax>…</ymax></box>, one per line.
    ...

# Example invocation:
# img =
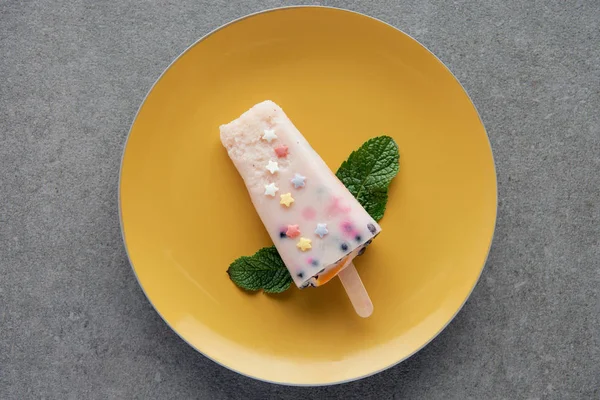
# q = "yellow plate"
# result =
<box><xmin>120</xmin><ymin>6</ymin><xmax>496</xmax><ymax>385</ymax></box>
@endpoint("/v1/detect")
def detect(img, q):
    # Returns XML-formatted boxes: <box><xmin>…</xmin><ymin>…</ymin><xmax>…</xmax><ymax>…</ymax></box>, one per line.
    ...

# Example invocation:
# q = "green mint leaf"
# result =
<box><xmin>335</xmin><ymin>136</ymin><xmax>400</xmax><ymax>221</ymax></box>
<box><xmin>227</xmin><ymin>246</ymin><xmax>293</xmax><ymax>293</ymax></box>
<box><xmin>228</xmin><ymin>135</ymin><xmax>399</xmax><ymax>292</ymax></box>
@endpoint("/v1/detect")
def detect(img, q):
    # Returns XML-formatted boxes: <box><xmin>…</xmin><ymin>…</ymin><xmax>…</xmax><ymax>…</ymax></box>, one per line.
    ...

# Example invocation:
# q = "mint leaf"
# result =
<box><xmin>335</xmin><ymin>136</ymin><xmax>400</xmax><ymax>221</ymax></box>
<box><xmin>227</xmin><ymin>246</ymin><xmax>293</xmax><ymax>293</ymax></box>
<box><xmin>228</xmin><ymin>136</ymin><xmax>399</xmax><ymax>292</ymax></box>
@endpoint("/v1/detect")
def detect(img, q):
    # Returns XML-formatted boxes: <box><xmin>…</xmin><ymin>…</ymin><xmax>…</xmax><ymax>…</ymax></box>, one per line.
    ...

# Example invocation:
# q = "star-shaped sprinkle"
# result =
<box><xmin>264</xmin><ymin>183</ymin><xmax>279</xmax><ymax>196</ymax></box>
<box><xmin>286</xmin><ymin>225</ymin><xmax>301</xmax><ymax>238</ymax></box>
<box><xmin>290</xmin><ymin>173</ymin><xmax>306</xmax><ymax>189</ymax></box>
<box><xmin>297</xmin><ymin>237</ymin><xmax>312</xmax><ymax>251</ymax></box>
<box><xmin>265</xmin><ymin>160</ymin><xmax>279</xmax><ymax>174</ymax></box>
<box><xmin>274</xmin><ymin>145</ymin><xmax>289</xmax><ymax>158</ymax></box>
<box><xmin>314</xmin><ymin>223</ymin><xmax>328</xmax><ymax>238</ymax></box>
<box><xmin>262</xmin><ymin>129</ymin><xmax>277</xmax><ymax>142</ymax></box>
<box><xmin>280</xmin><ymin>193</ymin><xmax>294</xmax><ymax>207</ymax></box>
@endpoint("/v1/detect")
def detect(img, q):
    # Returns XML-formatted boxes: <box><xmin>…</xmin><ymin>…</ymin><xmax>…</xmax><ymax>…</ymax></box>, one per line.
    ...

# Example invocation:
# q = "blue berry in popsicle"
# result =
<box><xmin>367</xmin><ymin>223</ymin><xmax>377</xmax><ymax>234</ymax></box>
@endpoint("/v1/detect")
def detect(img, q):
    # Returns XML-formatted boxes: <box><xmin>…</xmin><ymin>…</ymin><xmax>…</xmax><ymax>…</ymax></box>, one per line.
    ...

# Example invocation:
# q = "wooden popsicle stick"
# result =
<box><xmin>338</xmin><ymin>262</ymin><xmax>373</xmax><ymax>318</ymax></box>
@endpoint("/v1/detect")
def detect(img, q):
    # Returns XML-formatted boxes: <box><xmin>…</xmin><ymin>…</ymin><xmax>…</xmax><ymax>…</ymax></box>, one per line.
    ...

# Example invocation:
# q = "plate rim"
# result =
<box><xmin>118</xmin><ymin>5</ymin><xmax>498</xmax><ymax>386</ymax></box>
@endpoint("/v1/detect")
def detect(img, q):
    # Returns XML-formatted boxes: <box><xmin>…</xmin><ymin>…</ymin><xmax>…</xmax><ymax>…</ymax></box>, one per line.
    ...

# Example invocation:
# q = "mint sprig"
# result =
<box><xmin>335</xmin><ymin>136</ymin><xmax>399</xmax><ymax>222</ymax></box>
<box><xmin>227</xmin><ymin>136</ymin><xmax>400</xmax><ymax>293</ymax></box>
<box><xmin>227</xmin><ymin>246</ymin><xmax>292</xmax><ymax>293</ymax></box>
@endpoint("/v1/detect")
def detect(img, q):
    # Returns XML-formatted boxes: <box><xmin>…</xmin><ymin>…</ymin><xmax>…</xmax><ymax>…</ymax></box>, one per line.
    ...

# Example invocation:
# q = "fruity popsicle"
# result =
<box><xmin>220</xmin><ymin>101</ymin><xmax>380</xmax><ymax>313</ymax></box>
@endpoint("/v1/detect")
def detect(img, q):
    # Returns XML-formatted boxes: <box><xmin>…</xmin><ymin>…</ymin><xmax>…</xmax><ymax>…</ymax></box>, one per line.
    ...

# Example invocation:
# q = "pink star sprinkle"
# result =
<box><xmin>286</xmin><ymin>225</ymin><xmax>301</xmax><ymax>238</ymax></box>
<box><xmin>274</xmin><ymin>145</ymin><xmax>289</xmax><ymax>158</ymax></box>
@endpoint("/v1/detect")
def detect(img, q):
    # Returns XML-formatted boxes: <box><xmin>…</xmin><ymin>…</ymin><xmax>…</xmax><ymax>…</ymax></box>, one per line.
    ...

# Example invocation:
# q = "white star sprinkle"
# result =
<box><xmin>266</xmin><ymin>160</ymin><xmax>279</xmax><ymax>174</ymax></box>
<box><xmin>262</xmin><ymin>129</ymin><xmax>277</xmax><ymax>142</ymax></box>
<box><xmin>290</xmin><ymin>173</ymin><xmax>306</xmax><ymax>189</ymax></box>
<box><xmin>264</xmin><ymin>183</ymin><xmax>279</xmax><ymax>196</ymax></box>
<box><xmin>314</xmin><ymin>223</ymin><xmax>328</xmax><ymax>238</ymax></box>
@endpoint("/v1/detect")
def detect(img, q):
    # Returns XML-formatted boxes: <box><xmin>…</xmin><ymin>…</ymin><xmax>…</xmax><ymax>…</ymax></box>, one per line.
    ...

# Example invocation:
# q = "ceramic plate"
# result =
<box><xmin>119</xmin><ymin>6</ymin><xmax>496</xmax><ymax>385</ymax></box>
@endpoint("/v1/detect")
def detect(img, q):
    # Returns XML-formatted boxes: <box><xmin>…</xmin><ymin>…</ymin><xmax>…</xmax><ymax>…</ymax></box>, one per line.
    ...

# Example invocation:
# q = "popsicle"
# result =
<box><xmin>220</xmin><ymin>100</ymin><xmax>381</xmax><ymax>316</ymax></box>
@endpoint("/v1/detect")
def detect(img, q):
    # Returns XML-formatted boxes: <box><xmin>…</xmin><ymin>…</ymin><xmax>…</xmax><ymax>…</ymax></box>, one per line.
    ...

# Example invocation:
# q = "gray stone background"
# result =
<box><xmin>1</xmin><ymin>0</ymin><xmax>598</xmax><ymax>399</ymax></box>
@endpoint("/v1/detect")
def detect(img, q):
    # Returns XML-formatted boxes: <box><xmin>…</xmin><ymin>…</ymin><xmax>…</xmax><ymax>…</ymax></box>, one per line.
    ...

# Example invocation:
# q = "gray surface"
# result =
<box><xmin>1</xmin><ymin>0</ymin><xmax>598</xmax><ymax>398</ymax></box>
